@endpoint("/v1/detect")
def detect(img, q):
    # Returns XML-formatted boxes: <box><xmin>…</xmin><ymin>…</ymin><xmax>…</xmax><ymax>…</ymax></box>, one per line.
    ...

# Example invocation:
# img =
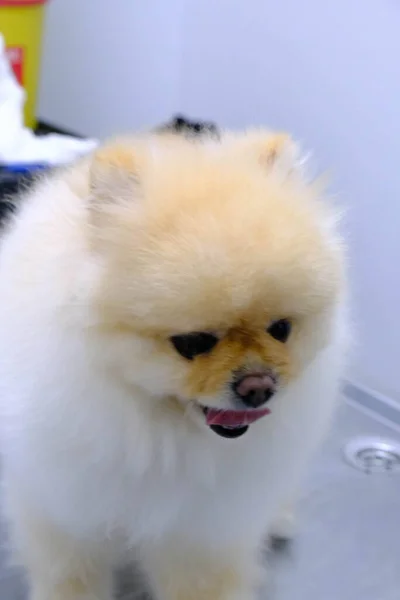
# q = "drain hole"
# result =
<box><xmin>343</xmin><ymin>437</ymin><xmax>400</xmax><ymax>474</ymax></box>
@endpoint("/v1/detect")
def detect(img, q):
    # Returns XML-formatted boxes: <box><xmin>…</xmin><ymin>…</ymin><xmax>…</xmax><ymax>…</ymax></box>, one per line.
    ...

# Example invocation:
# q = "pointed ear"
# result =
<box><xmin>257</xmin><ymin>132</ymin><xmax>293</xmax><ymax>166</ymax></box>
<box><xmin>89</xmin><ymin>139</ymin><xmax>141</xmax><ymax>210</ymax></box>
<box><xmin>238</xmin><ymin>130</ymin><xmax>307</xmax><ymax>181</ymax></box>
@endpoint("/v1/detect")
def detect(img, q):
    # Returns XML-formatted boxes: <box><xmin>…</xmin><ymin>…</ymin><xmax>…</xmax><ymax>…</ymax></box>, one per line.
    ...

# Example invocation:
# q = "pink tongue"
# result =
<box><xmin>205</xmin><ymin>408</ymin><xmax>270</xmax><ymax>427</ymax></box>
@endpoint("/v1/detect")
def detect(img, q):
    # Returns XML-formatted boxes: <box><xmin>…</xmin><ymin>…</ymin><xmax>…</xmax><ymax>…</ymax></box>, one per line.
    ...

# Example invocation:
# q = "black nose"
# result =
<box><xmin>241</xmin><ymin>388</ymin><xmax>274</xmax><ymax>408</ymax></box>
<box><xmin>234</xmin><ymin>374</ymin><xmax>276</xmax><ymax>408</ymax></box>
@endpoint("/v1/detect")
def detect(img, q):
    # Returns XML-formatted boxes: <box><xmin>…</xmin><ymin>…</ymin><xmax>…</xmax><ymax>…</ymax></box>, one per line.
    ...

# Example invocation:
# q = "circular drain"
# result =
<box><xmin>343</xmin><ymin>437</ymin><xmax>400</xmax><ymax>474</ymax></box>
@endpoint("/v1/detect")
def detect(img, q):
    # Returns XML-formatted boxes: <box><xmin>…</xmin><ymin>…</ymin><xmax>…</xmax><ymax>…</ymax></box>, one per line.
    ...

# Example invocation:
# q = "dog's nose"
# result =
<box><xmin>234</xmin><ymin>374</ymin><xmax>276</xmax><ymax>408</ymax></box>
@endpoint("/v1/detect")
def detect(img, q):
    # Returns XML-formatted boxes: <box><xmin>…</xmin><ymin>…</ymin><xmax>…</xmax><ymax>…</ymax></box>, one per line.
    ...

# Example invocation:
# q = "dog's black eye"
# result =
<box><xmin>267</xmin><ymin>319</ymin><xmax>292</xmax><ymax>343</ymax></box>
<box><xmin>170</xmin><ymin>332</ymin><xmax>218</xmax><ymax>360</ymax></box>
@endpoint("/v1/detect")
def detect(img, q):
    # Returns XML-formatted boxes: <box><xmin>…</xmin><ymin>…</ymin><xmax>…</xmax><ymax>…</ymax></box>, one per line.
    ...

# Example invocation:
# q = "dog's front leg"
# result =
<box><xmin>5</xmin><ymin>494</ymin><xmax>113</xmax><ymax>600</ymax></box>
<box><xmin>142</xmin><ymin>540</ymin><xmax>262</xmax><ymax>600</ymax></box>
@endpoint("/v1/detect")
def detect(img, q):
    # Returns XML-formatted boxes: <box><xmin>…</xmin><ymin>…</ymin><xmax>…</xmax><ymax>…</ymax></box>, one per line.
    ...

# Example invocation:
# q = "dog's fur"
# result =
<box><xmin>0</xmin><ymin>129</ymin><xmax>346</xmax><ymax>600</ymax></box>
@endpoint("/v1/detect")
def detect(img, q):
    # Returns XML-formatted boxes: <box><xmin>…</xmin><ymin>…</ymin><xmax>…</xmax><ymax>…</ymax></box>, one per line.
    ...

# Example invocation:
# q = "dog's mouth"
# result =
<box><xmin>201</xmin><ymin>406</ymin><xmax>271</xmax><ymax>439</ymax></box>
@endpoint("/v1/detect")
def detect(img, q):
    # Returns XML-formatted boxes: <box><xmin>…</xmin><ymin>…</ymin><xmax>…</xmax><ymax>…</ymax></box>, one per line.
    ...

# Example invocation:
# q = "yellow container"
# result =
<box><xmin>1</xmin><ymin>0</ymin><xmax>48</xmax><ymax>128</ymax></box>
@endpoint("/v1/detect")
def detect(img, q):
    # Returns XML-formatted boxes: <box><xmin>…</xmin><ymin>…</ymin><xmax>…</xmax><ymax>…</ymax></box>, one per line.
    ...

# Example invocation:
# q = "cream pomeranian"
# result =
<box><xmin>0</xmin><ymin>130</ymin><xmax>346</xmax><ymax>600</ymax></box>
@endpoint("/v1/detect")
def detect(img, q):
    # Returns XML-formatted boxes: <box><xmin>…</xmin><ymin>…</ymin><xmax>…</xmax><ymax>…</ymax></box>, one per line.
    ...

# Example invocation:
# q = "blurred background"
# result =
<box><xmin>1</xmin><ymin>2</ymin><xmax>400</xmax><ymax>599</ymax></box>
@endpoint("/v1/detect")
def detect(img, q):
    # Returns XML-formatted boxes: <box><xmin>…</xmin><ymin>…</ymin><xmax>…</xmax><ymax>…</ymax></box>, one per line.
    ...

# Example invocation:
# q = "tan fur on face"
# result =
<box><xmin>85</xmin><ymin>130</ymin><xmax>344</xmax><ymax>404</ymax></box>
<box><xmin>185</xmin><ymin>325</ymin><xmax>292</xmax><ymax>398</ymax></box>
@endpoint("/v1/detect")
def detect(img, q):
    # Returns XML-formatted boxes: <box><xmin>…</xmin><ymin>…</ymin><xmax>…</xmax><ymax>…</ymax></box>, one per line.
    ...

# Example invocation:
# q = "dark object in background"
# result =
<box><xmin>0</xmin><ymin>168</ymin><xmax>37</xmax><ymax>223</ymax></box>
<box><xmin>0</xmin><ymin>164</ymin><xmax>49</xmax><ymax>224</ymax></box>
<box><xmin>35</xmin><ymin>120</ymin><xmax>84</xmax><ymax>139</ymax></box>
<box><xmin>157</xmin><ymin>114</ymin><xmax>219</xmax><ymax>138</ymax></box>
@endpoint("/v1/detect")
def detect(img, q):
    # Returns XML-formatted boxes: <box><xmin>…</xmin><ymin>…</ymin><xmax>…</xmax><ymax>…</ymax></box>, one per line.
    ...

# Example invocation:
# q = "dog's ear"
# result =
<box><xmin>238</xmin><ymin>131</ymin><xmax>307</xmax><ymax>182</ymax></box>
<box><xmin>89</xmin><ymin>140</ymin><xmax>141</xmax><ymax>209</ymax></box>
<box><xmin>257</xmin><ymin>133</ymin><xmax>294</xmax><ymax>167</ymax></box>
<box><xmin>84</xmin><ymin>140</ymin><xmax>148</xmax><ymax>251</ymax></box>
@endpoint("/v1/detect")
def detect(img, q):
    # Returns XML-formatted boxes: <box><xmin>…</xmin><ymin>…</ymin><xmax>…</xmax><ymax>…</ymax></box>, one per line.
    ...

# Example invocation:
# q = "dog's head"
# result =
<box><xmin>84</xmin><ymin>131</ymin><xmax>345</xmax><ymax>439</ymax></box>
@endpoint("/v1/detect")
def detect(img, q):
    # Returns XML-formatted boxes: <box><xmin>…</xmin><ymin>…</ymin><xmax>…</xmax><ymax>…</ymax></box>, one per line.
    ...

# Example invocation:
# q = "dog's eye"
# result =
<box><xmin>170</xmin><ymin>332</ymin><xmax>218</xmax><ymax>360</ymax></box>
<box><xmin>267</xmin><ymin>319</ymin><xmax>292</xmax><ymax>343</ymax></box>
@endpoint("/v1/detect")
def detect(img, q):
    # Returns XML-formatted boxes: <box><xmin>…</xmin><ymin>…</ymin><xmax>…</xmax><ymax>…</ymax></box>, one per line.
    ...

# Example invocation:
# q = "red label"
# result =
<box><xmin>5</xmin><ymin>46</ymin><xmax>24</xmax><ymax>85</ymax></box>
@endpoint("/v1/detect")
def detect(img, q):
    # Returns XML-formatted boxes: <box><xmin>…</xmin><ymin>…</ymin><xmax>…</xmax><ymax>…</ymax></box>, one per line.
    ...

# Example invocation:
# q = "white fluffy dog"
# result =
<box><xmin>0</xmin><ymin>130</ymin><xmax>346</xmax><ymax>600</ymax></box>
